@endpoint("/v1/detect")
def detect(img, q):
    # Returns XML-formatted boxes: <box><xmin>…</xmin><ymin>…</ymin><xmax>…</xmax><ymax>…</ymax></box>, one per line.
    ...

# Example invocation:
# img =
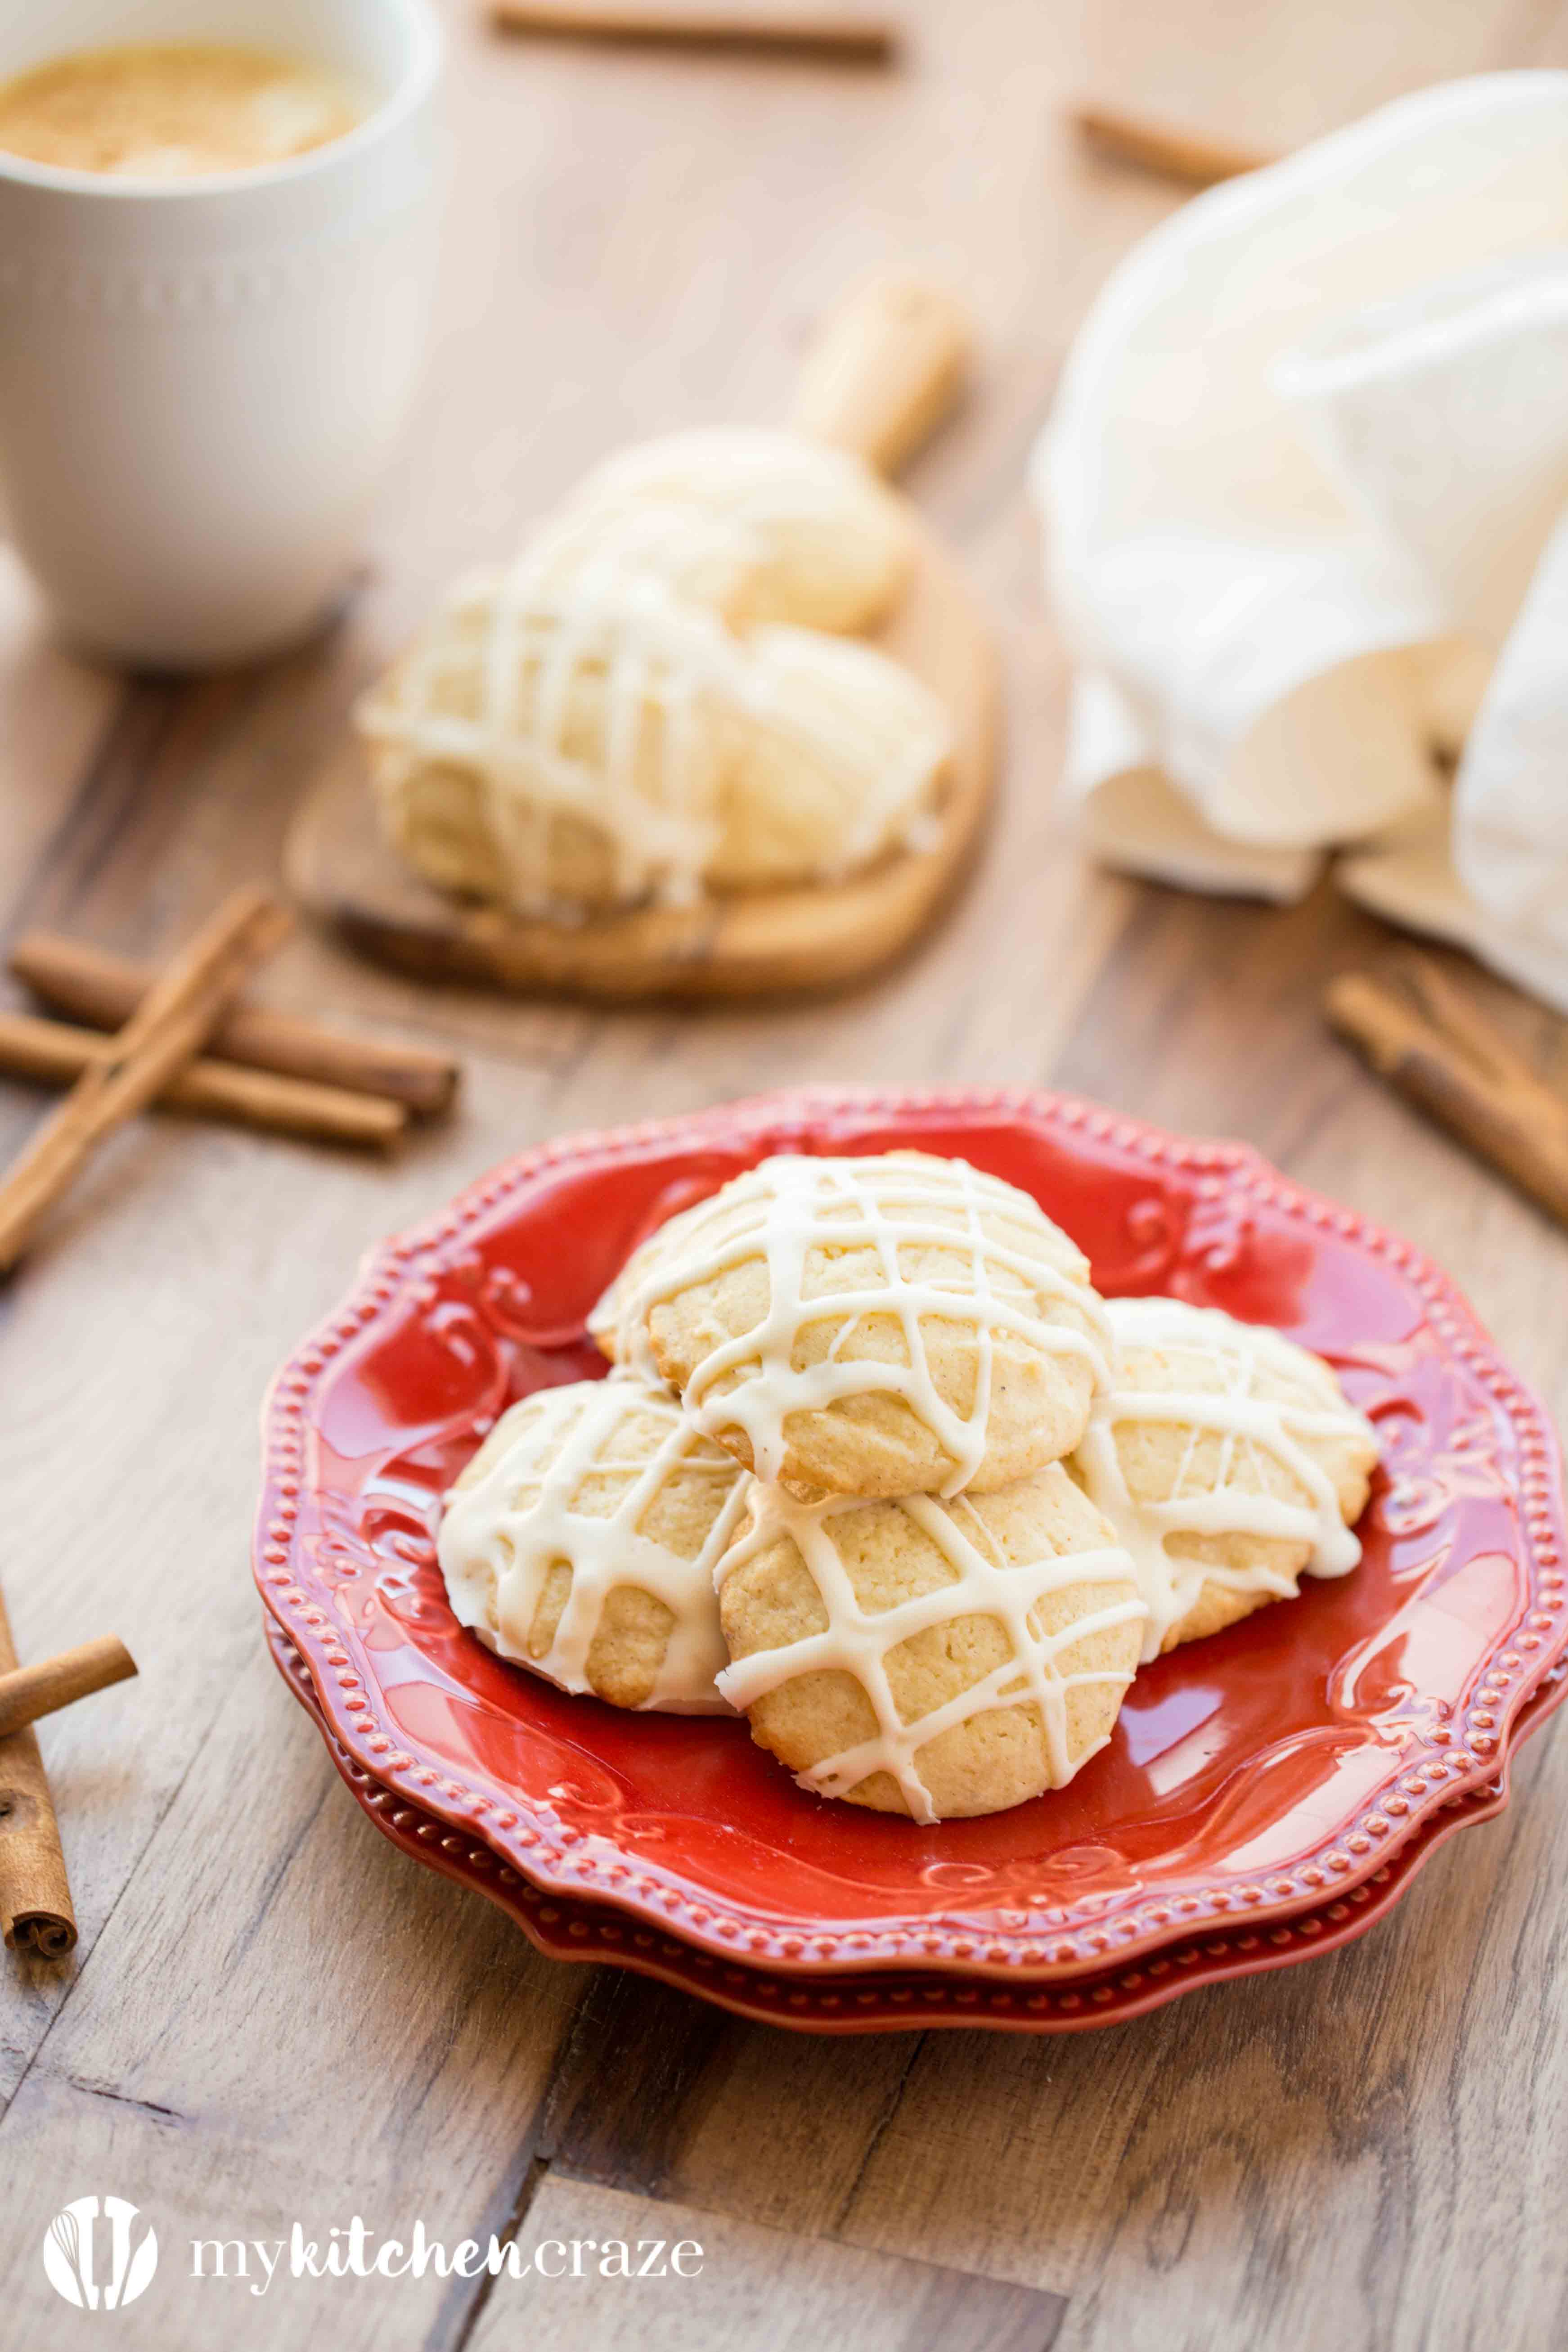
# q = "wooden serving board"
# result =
<box><xmin>286</xmin><ymin>279</ymin><xmax>997</xmax><ymax>1002</ymax></box>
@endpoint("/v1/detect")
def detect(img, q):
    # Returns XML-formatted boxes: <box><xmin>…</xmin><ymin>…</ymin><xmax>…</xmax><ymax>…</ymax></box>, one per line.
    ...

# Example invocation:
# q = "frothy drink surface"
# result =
<box><xmin>0</xmin><ymin>41</ymin><xmax>360</xmax><ymax>179</ymax></box>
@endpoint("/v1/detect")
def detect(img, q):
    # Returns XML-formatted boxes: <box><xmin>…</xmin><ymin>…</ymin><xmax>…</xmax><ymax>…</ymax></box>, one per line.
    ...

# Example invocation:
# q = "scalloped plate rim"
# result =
<box><xmin>255</xmin><ymin>1082</ymin><xmax>1568</xmax><ymax>1981</ymax></box>
<box><xmin>265</xmin><ymin>1616</ymin><xmax>1567</xmax><ymax>2032</ymax></box>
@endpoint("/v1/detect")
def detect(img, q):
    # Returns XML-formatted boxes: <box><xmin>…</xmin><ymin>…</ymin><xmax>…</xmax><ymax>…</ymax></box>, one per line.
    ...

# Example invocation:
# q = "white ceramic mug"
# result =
<box><xmin>0</xmin><ymin>0</ymin><xmax>443</xmax><ymax>670</ymax></box>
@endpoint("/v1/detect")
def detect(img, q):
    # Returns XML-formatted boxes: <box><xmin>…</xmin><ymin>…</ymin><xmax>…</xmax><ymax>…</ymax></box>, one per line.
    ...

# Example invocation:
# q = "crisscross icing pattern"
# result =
<box><xmin>361</xmin><ymin>561</ymin><xmax>748</xmax><ymax>909</ymax></box>
<box><xmin>438</xmin><ymin>1374</ymin><xmax>750</xmax><ymax>1714</ymax></box>
<box><xmin>715</xmin><ymin>1482</ymin><xmax>1146</xmax><ymax>1823</ymax></box>
<box><xmin>1074</xmin><ymin>1295</ymin><xmax>1379</xmax><ymax>1660</ymax></box>
<box><xmin>593</xmin><ymin>1152</ymin><xmax>1115</xmax><ymax>1494</ymax></box>
<box><xmin>359</xmin><ymin>481</ymin><xmax>948</xmax><ymax>913</ymax></box>
<box><xmin>261</xmin><ymin>1081</ymin><xmax>1568</xmax><ymax>1978</ymax></box>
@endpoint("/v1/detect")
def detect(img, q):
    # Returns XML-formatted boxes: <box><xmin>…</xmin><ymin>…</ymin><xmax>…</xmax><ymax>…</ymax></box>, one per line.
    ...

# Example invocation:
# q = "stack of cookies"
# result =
<box><xmin>356</xmin><ymin>430</ymin><xmax>953</xmax><ymax>922</ymax></box>
<box><xmin>437</xmin><ymin>1149</ymin><xmax>1378</xmax><ymax>1825</ymax></box>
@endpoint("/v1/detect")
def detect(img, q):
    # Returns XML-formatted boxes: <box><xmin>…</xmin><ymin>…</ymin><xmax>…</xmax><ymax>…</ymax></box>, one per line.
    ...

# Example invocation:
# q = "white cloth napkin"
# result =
<box><xmin>1033</xmin><ymin>72</ymin><xmax>1568</xmax><ymax>1011</ymax></box>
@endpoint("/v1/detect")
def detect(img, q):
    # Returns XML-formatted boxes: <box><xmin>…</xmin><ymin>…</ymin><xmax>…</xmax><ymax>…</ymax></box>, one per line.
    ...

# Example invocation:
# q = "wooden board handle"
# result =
<box><xmin>790</xmin><ymin>276</ymin><xmax>973</xmax><ymax>475</ymax></box>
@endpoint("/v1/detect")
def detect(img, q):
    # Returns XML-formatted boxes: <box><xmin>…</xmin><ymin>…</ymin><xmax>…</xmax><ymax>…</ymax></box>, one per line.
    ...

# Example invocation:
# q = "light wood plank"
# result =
<box><xmin>2</xmin><ymin>5</ymin><xmax>1567</xmax><ymax>2352</ymax></box>
<box><xmin>1528</xmin><ymin>1</ymin><xmax>1568</xmax><ymax>63</ymax></box>
<box><xmin>523</xmin><ymin>1965</ymin><xmax>921</xmax><ymax>2233</ymax></box>
<box><xmin>0</xmin><ymin>1004</ymin><xmax>588</xmax><ymax>2079</ymax></box>
<box><xmin>1060</xmin><ymin>0</ymin><xmax>1542</xmax><ymax>156</ymax></box>
<box><xmin>0</xmin><ymin>1648</ymin><xmax>584</xmax><ymax>2350</ymax></box>
<box><xmin>0</xmin><ymin>551</ymin><xmax>120</xmax><ymax>933</ymax></box>
<box><xmin>467</xmin><ymin>2176</ymin><xmax>1064</xmax><ymax>2352</ymax></box>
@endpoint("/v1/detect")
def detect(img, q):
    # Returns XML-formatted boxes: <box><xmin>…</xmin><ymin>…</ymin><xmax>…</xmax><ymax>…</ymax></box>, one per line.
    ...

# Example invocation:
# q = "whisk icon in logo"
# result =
<box><xmin>42</xmin><ymin>2196</ymin><xmax>157</xmax><ymax>2311</ymax></box>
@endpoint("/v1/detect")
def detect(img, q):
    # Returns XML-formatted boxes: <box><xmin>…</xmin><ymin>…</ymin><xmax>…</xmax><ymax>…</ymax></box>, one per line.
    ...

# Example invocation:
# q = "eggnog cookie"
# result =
<box><xmin>358</xmin><ymin>569</ymin><xmax>949</xmax><ymax>915</ymax></box>
<box><xmin>437</xmin><ymin>1374</ymin><xmax>751</xmax><ymax>1713</ymax></box>
<box><xmin>555</xmin><ymin>427</ymin><xmax>914</xmax><ymax>633</ymax></box>
<box><xmin>591</xmin><ymin>1151</ymin><xmax>1114</xmax><ymax>1500</ymax></box>
<box><xmin>715</xmin><ymin>1466</ymin><xmax>1144</xmax><ymax>1821</ymax></box>
<box><xmin>1070</xmin><ymin>1295</ymin><xmax>1378</xmax><ymax>1659</ymax></box>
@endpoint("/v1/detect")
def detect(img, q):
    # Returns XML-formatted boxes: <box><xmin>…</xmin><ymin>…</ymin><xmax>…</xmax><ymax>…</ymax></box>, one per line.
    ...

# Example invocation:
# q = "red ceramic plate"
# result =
<box><xmin>256</xmin><ymin>1086</ymin><xmax>1568</xmax><ymax>1988</ymax></box>
<box><xmin>266</xmin><ymin>1616</ymin><xmax>1565</xmax><ymax>2033</ymax></box>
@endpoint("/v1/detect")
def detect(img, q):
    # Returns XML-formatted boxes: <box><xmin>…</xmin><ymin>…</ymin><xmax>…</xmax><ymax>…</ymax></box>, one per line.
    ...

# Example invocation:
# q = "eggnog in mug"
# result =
<box><xmin>0</xmin><ymin>41</ymin><xmax>362</xmax><ymax>180</ymax></box>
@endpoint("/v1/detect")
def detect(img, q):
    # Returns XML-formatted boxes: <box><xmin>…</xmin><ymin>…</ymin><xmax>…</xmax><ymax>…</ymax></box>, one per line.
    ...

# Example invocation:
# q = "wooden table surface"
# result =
<box><xmin>4</xmin><ymin>4</ymin><xmax>1568</xmax><ymax>2347</ymax></box>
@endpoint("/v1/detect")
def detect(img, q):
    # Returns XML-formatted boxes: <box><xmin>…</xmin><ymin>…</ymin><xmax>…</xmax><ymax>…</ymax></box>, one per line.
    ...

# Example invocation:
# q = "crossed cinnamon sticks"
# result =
<box><xmin>8</xmin><ymin>931</ymin><xmax>458</xmax><ymax>1120</ymax></box>
<box><xmin>0</xmin><ymin>1592</ymin><xmax>136</xmax><ymax>1958</ymax></box>
<box><xmin>0</xmin><ymin>896</ymin><xmax>460</xmax><ymax>1255</ymax></box>
<box><xmin>0</xmin><ymin>888</ymin><xmax>459</xmax><ymax>1951</ymax></box>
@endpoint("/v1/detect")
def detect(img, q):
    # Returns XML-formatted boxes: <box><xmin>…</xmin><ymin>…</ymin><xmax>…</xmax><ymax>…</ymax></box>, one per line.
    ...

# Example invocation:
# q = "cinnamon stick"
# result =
<box><xmin>1325</xmin><ymin>960</ymin><xmax>1568</xmax><ymax>1228</ymax></box>
<box><xmin>1071</xmin><ymin>101</ymin><xmax>1274</xmax><ymax>189</ymax></box>
<box><xmin>0</xmin><ymin>1585</ymin><xmax>75</xmax><ymax>1958</ymax></box>
<box><xmin>0</xmin><ymin>1008</ymin><xmax>407</xmax><ymax>1151</ymax></box>
<box><xmin>9</xmin><ymin>932</ymin><xmax>458</xmax><ymax>1118</ymax></box>
<box><xmin>490</xmin><ymin>0</ymin><xmax>895</xmax><ymax>58</ymax></box>
<box><xmin>0</xmin><ymin>887</ymin><xmax>289</xmax><ymax>1273</ymax></box>
<box><xmin>0</xmin><ymin>1637</ymin><xmax>137</xmax><ymax>1741</ymax></box>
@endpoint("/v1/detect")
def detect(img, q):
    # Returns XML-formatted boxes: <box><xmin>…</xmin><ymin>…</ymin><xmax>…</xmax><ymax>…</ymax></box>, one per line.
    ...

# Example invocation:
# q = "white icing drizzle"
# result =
<box><xmin>1073</xmin><ymin>1295</ymin><xmax>1378</xmax><ymax>1663</ymax></box>
<box><xmin>357</xmin><ymin>427</ymin><xmax>943</xmax><ymax>914</ymax></box>
<box><xmin>589</xmin><ymin>1153</ymin><xmax>1114</xmax><ymax>1497</ymax></box>
<box><xmin>714</xmin><ymin>1482</ymin><xmax>1146</xmax><ymax>1822</ymax></box>
<box><xmin>362</xmin><ymin>562</ymin><xmax>745</xmax><ymax>911</ymax></box>
<box><xmin>437</xmin><ymin>1374</ymin><xmax>750</xmax><ymax>1714</ymax></box>
<box><xmin>360</xmin><ymin>555</ymin><xmax>949</xmax><ymax>913</ymax></box>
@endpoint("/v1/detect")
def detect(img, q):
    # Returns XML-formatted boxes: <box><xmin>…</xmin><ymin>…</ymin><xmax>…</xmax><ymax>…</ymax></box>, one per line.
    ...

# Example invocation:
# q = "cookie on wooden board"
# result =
<box><xmin>551</xmin><ymin>426</ymin><xmax>916</xmax><ymax>633</ymax></box>
<box><xmin>359</xmin><ymin>573</ymin><xmax>950</xmax><ymax>916</ymax></box>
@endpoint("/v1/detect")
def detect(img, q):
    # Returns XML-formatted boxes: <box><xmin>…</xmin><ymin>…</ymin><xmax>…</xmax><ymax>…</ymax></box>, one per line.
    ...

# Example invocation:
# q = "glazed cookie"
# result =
<box><xmin>555</xmin><ymin>427</ymin><xmax>914</xmax><ymax>633</ymax></box>
<box><xmin>591</xmin><ymin>1151</ymin><xmax>1113</xmax><ymax>1499</ymax></box>
<box><xmin>359</xmin><ymin>568</ymin><xmax>949</xmax><ymax>914</ymax></box>
<box><xmin>1070</xmin><ymin>1295</ymin><xmax>1379</xmax><ymax>1659</ymax></box>
<box><xmin>715</xmin><ymin>1466</ymin><xmax>1145</xmax><ymax>1821</ymax></box>
<box><xmin>437</xmin><ymin>1374</ymin><xmax>751</xmax><ymax>1713</ymax></box>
